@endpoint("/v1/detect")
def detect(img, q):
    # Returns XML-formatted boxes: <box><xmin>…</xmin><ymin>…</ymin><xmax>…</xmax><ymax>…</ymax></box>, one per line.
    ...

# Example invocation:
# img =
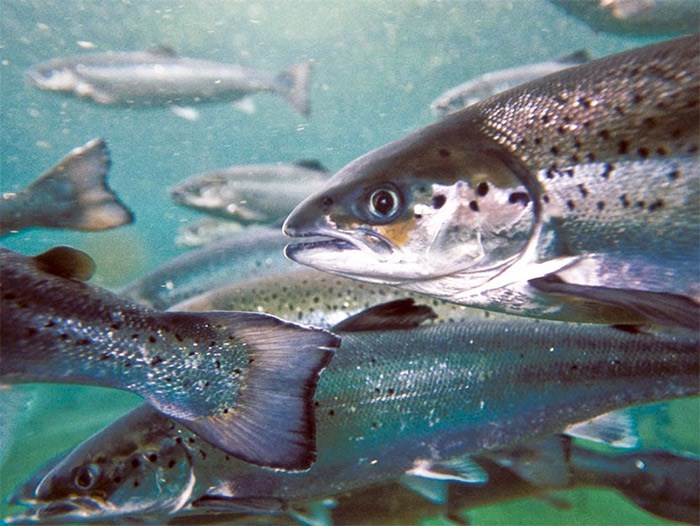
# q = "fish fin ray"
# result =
<box><xmin>32</xmin><ymin>246</ymin><xmax>96</xmax><ymax>281</ymax></box>
<box><xmin>26</xmin><ymin>139</ymin><xmax>133</xmax><ymax>231</ymax></box>
<box><xmin>490</xmin><ymin>435</ymin><xmax>572</xmax><ymax>488</ymax></box>
<box><xmin>565</xmin><ymin>409</ymin><xmax>640</xmax><ymax>449</ymax></box>
<box><xmin>331</xmin><ymin>299</ymin><xmax>437</xmax><ymax>332</ymax></box>
<box><xmin>407</xmin><ymin>456</ymin><xmax>488</xmax><ymax>484</ymax></box>
<box><xmin>529</xmin><ymin>274</ymin><xmax>700</xmax><ymax>330</ymax></box>
<box><xmin>399</xmin><ymin>475</ymin><xmax>448</xmax><ymax>504</ymax></box>
<box><xmin>174</xmin><ymin>311</ymin><xmax>339</xmax><ymax>471</ymax></box>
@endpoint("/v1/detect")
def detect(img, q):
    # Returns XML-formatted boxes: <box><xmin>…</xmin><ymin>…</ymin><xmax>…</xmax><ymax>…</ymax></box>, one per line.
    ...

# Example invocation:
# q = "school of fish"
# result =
<box><xmin>1</xmin><ymin>10</ymin><xmax>698</xmax><ymax>526</ymax></box>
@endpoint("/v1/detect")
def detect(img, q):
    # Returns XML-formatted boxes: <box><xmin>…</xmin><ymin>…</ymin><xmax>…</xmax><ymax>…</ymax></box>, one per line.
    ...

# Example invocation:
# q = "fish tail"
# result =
<box><xmin>276</xmin><ymin>61</ymin><xmax>313</xmax><ymax>116</ymax></box>
<box><xmin>173</xmin><ymin>311</ymin><xmax>339</xmax><ymax>471</ymax></box>
<box><xmin>26</xmin><ymin>138</ymin><xmax>134</xmax><ymax>232</ymax></box>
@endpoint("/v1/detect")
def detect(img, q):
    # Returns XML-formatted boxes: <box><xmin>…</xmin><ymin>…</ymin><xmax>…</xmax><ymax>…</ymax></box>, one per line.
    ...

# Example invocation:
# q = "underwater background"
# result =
<box><xmin>1</xmin><ymin>1</ymin><xmax>698</xmax><ymax>524</ymax></box>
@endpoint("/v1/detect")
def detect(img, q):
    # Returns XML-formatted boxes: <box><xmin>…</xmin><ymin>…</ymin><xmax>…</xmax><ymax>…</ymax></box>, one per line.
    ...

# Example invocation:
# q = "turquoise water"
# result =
<box><xmin>0</xmin><ymin>1</ymin><xmax>697</xmax><ymax>524</ymax></box>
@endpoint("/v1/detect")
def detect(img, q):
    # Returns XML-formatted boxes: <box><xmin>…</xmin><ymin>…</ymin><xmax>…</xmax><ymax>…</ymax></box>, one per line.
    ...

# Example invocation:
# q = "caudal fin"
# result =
<box><xmin>277</xmin><ymin>61</ymin><xmax>313</xmax><ymax>116</ymax></box>
<box><xmin>173</xmin><ymin>311</ymin><xmax>339</xmax><ymax>471</ymax></box>
<box><xmin>24</xmin><ymin>138</ymin><xmax>134</xmax><ymax>232</ymax></box>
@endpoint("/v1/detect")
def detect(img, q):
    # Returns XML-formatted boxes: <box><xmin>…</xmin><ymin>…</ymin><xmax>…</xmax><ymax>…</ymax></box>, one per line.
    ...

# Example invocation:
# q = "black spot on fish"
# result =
<box><xmin>24</xmin><ymin>327</ymin><xmax>37</xmax><ymax>338</ymax></box>
<box><xmin>614</xmin><ymin>105</ymin><xmax>625</xmax><ymax>116</ymax></box>
<box><xmin>3</xmin><ymin>292</ymin><xmax>17</xmax><ymax>300</ymax></box>
<box><xmin>648</xmin><ymin>199</ymin><xmax>664</xmax><ymax>212</ymax></box>
<box><xmin>45</xmin><ymin>320</ymin><xmax>55</xmax><ymax>328</ymax></box>
<box><xmin>542</xmin><ymin>195</ymin><xmax>550</xmax><ymax>204</ymax></box>
<box><xmin>233</xmin><ymin>368</ymin><xmax>242</xmax><ymax>375</ymax></box>
<box><xmin>176</xmin><ymin>437</ymin><xmax>183</xmax><ymax>444</ymax></box>
<box><xmin>570</xmin><ymin>363</ymin><xmax>580</xmax><ymax>371</ymax></box>
<box><xmin>222</xmin><ymin>408</ymin><xmax>229</xmax><ymax>414</ymax></box>
<box><xmin>642</xmin><ymin>117</ymin><xmax>657</xmax><ymax>129</ymax></box>
<box><xmin>76</xmin><ymin>338</ymin><xmax>90</xmax><ymax>346</ymax></box>
<box><xmin>100</xmin><ymin>353</ymin><xmax>111</xmax><ymax>361</ymax></box>
<box><xmin>322</xmin><ymin>196</ymin><xmax>334</xmax><ymax>207</ymax></box>
<box><xmin>534</xmin><ymin>137</ymin><xmax>542</xmax><ymax>145</ymax></box>
<box><xmin>541</xmin><ymin>114</ymin><xmax>551</xmax><ymax>124</ymax></box>
<box><xmin>133</xmin><ymin>481</ymin><xmax>140</xmax><ymax>488</ymax></box>
<box><xmin>148</xmin><ymin>335</ymin><xmax>157</xmax><ymax>343</ymax></box>
<box><xmin>469</xmin><ymin>200</ymin><xmax>479</xmax><ymax>212</ymax></box>
<box><xmin>175</xmin><ymin>333</ymin><xmax>183</xmax><ymax>342</ymax></box>
<box><xmin>150</xmin><ymin>356</ymin><xmax>163</xmax><ymax>366</ymax></box>
<box><xmin>570</xmin><ymin>153</ymin><xmax>580</xmax><ymax>164</ymax></box>
<box><xmin>577</xmin><ymin>184</ymin><xmax>588</xmax><ymax>198</ymax></box>
<box><xmin>114</xmin><ymin>476</ymin><xmax>122</xmax><ymax>484</ymax></box>
<box><xmin>374</xmin><ymin>387</ymin><xmax>381</xmax><ymax>394</ymax></box>
<box><xmin>328</xmin><ymin>409</ymin><xmax>335</xmax><ymax>417</ymax></box>
<box><xmin>573</xmin><ymin>140</ymin><xmax>582</xmax><ymax>150</ymax></box>
<box><xmin>637</xmin><ymin>147</ymin><xmax>649</xmax><ymax>159</ymax></box>
<box><xmin>438</xmin><ymin>148</ymin><xmax>450</xmax><ymax>157</ymax></box>
<box><xmin>656</xmin><ymin>147</ymin><xmax>667</xmax><ymax>156</ymax></box>
<box><xmin>204</xmin><ymin>381</ymin><xmax>209</xmax><ymax>387</ymax></box>
<box><xmin>566</xmin><ymin>200</ymin><xmax>576</xmax><ymax>211</ymax></box>
<box><xmin>164</xmin><ymin>377</ymin><xmax>172</xmax><ymax>383</ymax></box>
<box><xmin>601</xmin><ymin>163</ymin><xmax>613</xmax><ymax>179</ymax></box>
<box><xmin>671</xmin><ymin>128</ymin><xmax>683</xmax><ymax>139</ymax></box>
<box><xmin>632</xmin><ymin>93</ymin><xmax>643</xmax><ymax>104</ymax></box>
<box><xmin>508</xmin><ymin>192</ymin><xmax>530</xmax><ymax>206</ymax></box>
<box><xmin>556</xmin><ymin>125</ymin><xmax>565</xmax><ymax>135</ymax></box>
<box><xmin>668</xmin><ymin>168</ymin><xmax>680</xmax><ymax>181</ymax></box>
<box><xmin>131</xmin><ymin>334</ymin><xmax>139</xmax><ymax>339</ymax></box>
<box><xmin>131</xmin><ymin>458</ymin><xmax>140</xmax><ymax>469</ymax></box>
<box><xmin>387</xmin><ymin>388</ymin><xmax>395</xmax><ymax>395</ymax></box>
<box><xmin>577</xmin><ymin>96</ymin><xmax>591</xmax><ymax>109</ymax></box>
<box><xmin>620</xmin><ymin>195</ymin><xmax>630</xmax><ymax>208</ymax></box>
<box><xmin>550</xmin><ymin>146</ymin><xmax>560</xmax><ymax>156</ymax></box>
<box><xmin>371</xmin><ymin>422</ymin><xmax>379</xmax><ymax>429</ymax></box>
<box><xmin>597</xmin><ymin>201</ymin><xmax>605</xmax><ymax>211</ymax></box>
<box><xmin>199</xmin><ymin>449</ymin><xmax>207</xmax><ymax>460</ymax></box>
<box><xmin>562</xmin><ymin>168</ymin><xmax>575</xmax><ymax>178</ymax></box>
<box><xmin>689</xmin><ymin>144</ymin><xmax>699</xmax><ymax>154</ymax></box>
<box><xmin>110</xmin><ymin>322</ymin><xmax>122</xmax><ymax>330</ymax></box>
<box><xmin>545</xmin><ymin>166</ymin><xmax>557</xmax><ymax>180</ymax></box>
<box><xmin>585</xmin><ymin>152</ymin><xmax>596</xmax><ymax>162</ymax></box>
<box><xmin>148</xmin><ymin>454</ymin><xmax>158</xmax><ymax>463</ymax></box>
<box><xmin>635</xmin><ymin>200</ymin><xmax>646</xmax><ymax>209</ymax></box>
<box><xmin>598</xmin><ymin>129</ymin><xmax>611</xmax><ymax>140</ymax></box>
<box><xmin>124</xmin><ymin>361</ymin><xmax>131</xmax><ymax>368</ymax></box>
<box><xmin>60</xmin><ymin>333</ymin><xmax>69</xmax><ymax>340</ymax></box>
<box><xmin>188</xmin><ymin>437</ymin><xmax>195</xmax><ymax>444</ymax></box>
<box><xmin>431</xmin><ymin>194</ymin><xmax>446</xmax><ymax>209</ymax></box>
<box><xmin>617</xmin><ymin>140</ymin><xmax>629</xmax><ymax>155</ymax></box>
<box><xmin>215</xmin><ymin>359</ymin><xmax>221</xmax><ymax>369</ymax></box>
<box><xmin>476</xmin><ymin>181</ymin><xmax>489</xmax><ymax>196</ymax></box>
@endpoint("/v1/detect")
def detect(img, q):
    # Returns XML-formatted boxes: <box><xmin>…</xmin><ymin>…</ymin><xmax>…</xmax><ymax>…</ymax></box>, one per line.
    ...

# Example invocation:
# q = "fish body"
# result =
<box><xmin>430</xmin><ymin>50</ymin><xmax>591</xmax><ymax>117</ymax></box>
<box><xmin>7</xmin><ymin>307</ymin><xmax>698</xmax><ymax>523</ymax></box>
<box><xmin>171</xmin><ymin>267</ymin><xmax>508</xmax><ymax>329</ymax></box>
<box><xmin>171</xmin><ymin>161</ymin><xmax>329</xmax><ymax>225</ymax></box>
<box><xmin>0</xmin><ymin>246</ymin><xmax>339</xmax><ymax>470</ymax></box>
<box><xmin>0</xmin><ymin>139</ymin><xmax>133</xmax><ymax>236</ymax></box>
<box><xmin>284</xmin><ymin>36</ymin><xmax>700</xmax><ymax>329</ymax></box>
<box><xmin>121</xmin><ymin>226</ymin><xmax>291</xmax><ymax>309</ymax></box>
<box><xmin>551</xmin><ymin>0</ymin><xmax>700</xmax><ymax>36</ymax></box>
<box><xmin>26</xmin><ymin>49</ymin><xmax>312</xmax><ymax>115</ymax></box>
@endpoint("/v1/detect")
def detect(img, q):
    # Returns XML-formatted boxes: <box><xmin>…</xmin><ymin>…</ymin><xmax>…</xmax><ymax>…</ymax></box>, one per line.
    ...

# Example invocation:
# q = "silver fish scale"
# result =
<box><xmin>471</xmin><ymin>36</ymin><xmax>699</xmax><ymax>177</ymax></box>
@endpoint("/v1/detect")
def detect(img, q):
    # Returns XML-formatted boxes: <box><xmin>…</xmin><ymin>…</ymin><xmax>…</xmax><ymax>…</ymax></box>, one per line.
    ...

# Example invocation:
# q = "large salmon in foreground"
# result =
<box><xmin>284</xmin><ymin>36</ymin><xmax>700</xmax><ymax>329</ymax></box>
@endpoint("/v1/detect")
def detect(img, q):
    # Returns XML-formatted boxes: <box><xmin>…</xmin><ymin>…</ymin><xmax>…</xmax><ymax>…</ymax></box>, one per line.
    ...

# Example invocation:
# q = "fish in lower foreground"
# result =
<box><xmin>284</xmin><ymin>36</ymin><xmax>700</xmax><ymax>330</ymax></box>
<box><xmin>171</xmin><ymin>160</ymin><xmax>329</xmax><ymax>225</ymax></box>
<box><xmin>26</xmin><ymin>48</ymin><xmax>313</xmax><ymax>116</ymax></box>
<box><xmin>430</xmin><ymin>50</ymin><xmax>591</xmax><ymax>117</ymax></box>
<box><xmin>0</xmin><ymin>139</ymin><xmax>133</xmax><ymax>236</ymax></box>
<box><xmin>5</xmin><ymin>303</ymin><xmax>698</xmax><ymax>524</ymax></box>
<box><xmin>0</xmin><ymin>245</ymin><xmax>339</xmax><ymax>470</ymax></box>
<box><xmin>324</xmin><ymin>435</ymin><xmax>699</xmax><ymax>526</ymax></box>
<box><xmin>120</xmin><ymin>226</ymin><xmax>291</xmax><ymax>309</ymax></box>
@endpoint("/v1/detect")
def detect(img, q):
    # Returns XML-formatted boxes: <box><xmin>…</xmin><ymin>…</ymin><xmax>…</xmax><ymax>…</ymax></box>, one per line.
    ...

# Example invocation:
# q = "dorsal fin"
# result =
<box><xmin>332</xmin><ymin>299</ymin><xmax>437</xmax><ymax>332</ymax></box>
<box><xmin>148</xmin><ymin>45</ymin><xmax>178</xmax><ymax>57</ymax></box>
<box><xmin>556</xmin><ymin>49</ymin><xmax>591</xmax><ymax>65</ymax></box>
<box><xmin>293</xmin><ymin>159</ymin><xmax>329</xmax><ymax>173</ymax></box>
<box><xmin>33</xmin><ymin>246</ymin><xmax>95</xmax><ymax>281</ymax></box>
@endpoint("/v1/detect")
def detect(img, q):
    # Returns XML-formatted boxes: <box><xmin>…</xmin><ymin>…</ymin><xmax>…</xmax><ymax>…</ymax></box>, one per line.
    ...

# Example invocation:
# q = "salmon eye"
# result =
<box><xmin>72</xmin><ymin>463</ymin><xmax>100</xmax><ymax>491</ymax></box>
<box><xmin>368</xmin><ymin>187</ymin><xmax>401</xmax><ymax>222</ymax></box>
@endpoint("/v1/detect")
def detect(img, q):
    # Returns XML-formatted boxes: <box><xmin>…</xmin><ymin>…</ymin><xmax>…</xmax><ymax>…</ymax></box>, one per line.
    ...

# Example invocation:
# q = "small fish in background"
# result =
<box><xmin>284</xmin><ymin>36</ymin><xmax>700</xmax><ymax>330</ymax></box>
<box><xmin>430</xmin><ymin>50</ymin><xmax>591</xmax><ymax>117</ymax></box>
<box><xmin>170</xmin><ymin>160</ymin><xmax>330</xmax><ymax>225</ymax></box>
<box><xmin>26</xmin><ymin>48</ymin><xmax>313</xmax><ymax>116</ymax></box>
<box><xmin>0</xmin><ymin>245</ymin><xmax>339</xmax><ymax>471</ymax></box>
<box><xmin>175</xmin><ymin>218</ymin><xmax>245</xmax><ymax>248</ymax></box>
<box><xmin>120</xmin><ymin>226</ymin><xmax>291</xmax><ymax>309</ymax></box>
<box><xmin>551</xmin><ymin>0</ymin><xmax>700</xmax><ymax>37</ymax></box>
<box><xmin>0</xmin><ymin>139</ymin><xmax>133</xmax><ymax>236</ymax></box>
<box><xmin>4</xmin><ymin>301</ymin><xmax>698</xmax><ymax>524</ymax></box>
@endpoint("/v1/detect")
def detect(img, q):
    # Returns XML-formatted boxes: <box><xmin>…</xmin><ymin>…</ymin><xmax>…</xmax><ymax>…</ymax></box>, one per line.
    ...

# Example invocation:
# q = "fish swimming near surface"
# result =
<box><xmin>5</xmin><ymin>302</ymin><xmax>698</xmax><ymax>524</ymax></box>
<box><xmin>0</xmin><ymin>139</ymin><xmax>133</xmax><ymax>236</ymax></box>
<box><xmin>171</xmin><ymin>160</ymin><xmax>330</xmax><ymax>225</ymax></box>
<box><xmin>284</xmin><ymin>36</ymin><xmax>700</xmax><ymax>330</ymax></box>
<box><xmin>26</xmin><ymin>48</ymin><xmax>313</xmax><ymax>116</ymax></box>
<box><xmin>0</xmin><ymin>245</ymin><xmax>339</xmax><ymax>470</ymax></box>
<box><xmin>120</xmin><ymin>226</ymin><xmax>291</xmax><ymax>309</ymax></box>
<box><xmin>430</xmin><ymin>50</ymin><xmax>591</xmax><ymax>117</ymax></box>
<box><xmin>551</xmin><ymin>0</ymin><xmax>700</xmax><ymax>37</ymax></box>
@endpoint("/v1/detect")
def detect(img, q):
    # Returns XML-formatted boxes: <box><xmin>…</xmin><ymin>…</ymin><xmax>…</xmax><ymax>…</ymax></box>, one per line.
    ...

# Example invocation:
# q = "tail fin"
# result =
<box><xmin>25</xmin><ymin>138</ymin><xmax>134</xmax><ymax>232</ymax></box>
<box><xmin>276</xmin><ymin>61</ymin><xmax>313</xmax><ymax>116</ymax></box>
<box><xmin>173</xmin><ymin>311</ymin><xmax>339</xmax><ymax>471</ymax></box>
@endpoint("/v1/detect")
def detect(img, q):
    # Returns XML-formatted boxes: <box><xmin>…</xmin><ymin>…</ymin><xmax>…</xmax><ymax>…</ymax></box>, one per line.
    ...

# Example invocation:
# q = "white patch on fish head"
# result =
<box><xmin>14</xmin><ymin>421</ymin><xmax>196</xmax><ymax>523</ymax></box>
<box><xmin>26</xmin><ymin>65</ymin><xmax>79</xmax><ymax>92</ymax></box>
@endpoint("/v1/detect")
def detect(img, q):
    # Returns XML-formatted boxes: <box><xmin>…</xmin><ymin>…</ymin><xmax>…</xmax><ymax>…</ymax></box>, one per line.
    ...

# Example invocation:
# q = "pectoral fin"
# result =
<box><xmin>529</xmin><ymin>275</ymin><xmax>700</xmax><ymax>330</ymax></box>
<box><xmin>407</xmin><ymin>456</ymin><xmax>488</xmax><ymax>484</ymax></box>
<box><xmin>565</xmin><ymin>410</ymin><xmax>639</xmax><ymax>449</ymax></box>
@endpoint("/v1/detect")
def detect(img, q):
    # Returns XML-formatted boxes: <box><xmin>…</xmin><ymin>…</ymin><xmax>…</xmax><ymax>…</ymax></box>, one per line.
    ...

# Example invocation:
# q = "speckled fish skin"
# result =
<box><xmin>284</xmin><ymin>36</ymin><xmax>700</xmax><ymax>327</ymax></box>
<box><xmin>7</xmin><ymin>314</ymin><xmax>698</xmax><ymax>524</ymax></box>
<box><xmin>0</xmin><ymin>246</ymin><xmax>339</xmax><ymax>471</ymax></box>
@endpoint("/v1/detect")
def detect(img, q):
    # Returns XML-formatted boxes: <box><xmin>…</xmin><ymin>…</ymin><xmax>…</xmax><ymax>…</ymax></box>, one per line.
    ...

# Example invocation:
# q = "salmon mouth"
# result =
<box><xmin>284</xmin><ymin>227</ymin><xmax>396</xmax><ymax>262</ymax></box>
